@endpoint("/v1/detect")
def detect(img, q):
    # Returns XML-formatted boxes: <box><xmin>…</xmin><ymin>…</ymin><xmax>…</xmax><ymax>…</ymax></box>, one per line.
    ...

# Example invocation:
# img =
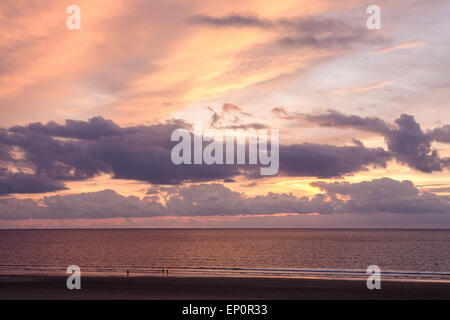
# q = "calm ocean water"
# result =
<box><xmin>0</xmin><ymin>229</ymin><xmax>449</xmax><ymax>281</ymax></box>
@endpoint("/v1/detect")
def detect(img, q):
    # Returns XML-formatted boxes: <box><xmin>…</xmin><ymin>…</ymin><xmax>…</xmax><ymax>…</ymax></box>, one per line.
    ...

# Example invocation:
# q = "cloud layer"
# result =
<box><xmin>273</xmin><ymin>109</ymin><xmax>450</xmax><ymax>173</ymax></box>
<box><xmin>0</xmin><ymin>115</ymin><xmax>395</xmax><ymax>194</ymax></box>
<box><xmin>2</xmin><ymin>111</ymin><xmax>449</xmax><ymax>195</ymax></box>
<box><xmin>0</xmin><ymin>178</ymin><xmax>448</xmax><ymax>220</ymax></box>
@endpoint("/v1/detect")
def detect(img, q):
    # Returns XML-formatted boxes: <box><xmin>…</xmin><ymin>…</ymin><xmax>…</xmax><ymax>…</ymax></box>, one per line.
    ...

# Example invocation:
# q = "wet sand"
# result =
<box><xmin>0</xmin><ymin>274</ymin><xmax>449</xmax><ymax>300</ymax></box>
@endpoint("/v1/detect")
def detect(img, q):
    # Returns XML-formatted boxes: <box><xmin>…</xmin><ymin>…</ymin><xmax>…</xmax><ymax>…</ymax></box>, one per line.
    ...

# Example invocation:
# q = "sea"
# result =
<box><xmin>0</xmin><ymin>229</ymin><xmax>449</xmax><ymax>282</ymax></box>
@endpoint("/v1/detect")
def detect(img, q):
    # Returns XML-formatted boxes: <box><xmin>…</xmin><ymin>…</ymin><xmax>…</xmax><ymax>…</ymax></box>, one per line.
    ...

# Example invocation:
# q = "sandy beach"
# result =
<box><xmin>0</xmin><ymin>274</ymin><xmax>449</xmax><ymax>300</ymax></box>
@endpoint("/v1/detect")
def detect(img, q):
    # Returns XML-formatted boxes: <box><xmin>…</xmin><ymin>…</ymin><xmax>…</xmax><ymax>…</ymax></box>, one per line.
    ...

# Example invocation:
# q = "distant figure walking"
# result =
<box><xmin>162</xmin><ymin>268</ymin><xmax>165</xmax><ymax>275</ymax></box>
<box><xmin>126</xmin><ymin>270</ymin><xmax>130</xmax><ymax>277</ymax></box>
<box><xmin>166</xmin><ymin>268</ymin><xmax>169</xmax><ymax>276</ymax></box>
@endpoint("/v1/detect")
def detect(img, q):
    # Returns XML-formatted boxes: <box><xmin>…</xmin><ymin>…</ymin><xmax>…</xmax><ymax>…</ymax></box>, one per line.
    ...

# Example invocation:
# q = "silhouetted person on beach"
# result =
<box><xmin>126</xmin><ymin>270</ymin><xmax>129</xmax><ymax>277</ymax></box>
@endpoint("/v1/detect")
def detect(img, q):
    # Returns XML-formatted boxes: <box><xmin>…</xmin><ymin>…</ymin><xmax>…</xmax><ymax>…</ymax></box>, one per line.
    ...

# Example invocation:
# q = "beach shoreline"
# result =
<box><xmin>1</xmin><ymin>274</ymin><xmax>449</xmax><ymax>300</ymax></box>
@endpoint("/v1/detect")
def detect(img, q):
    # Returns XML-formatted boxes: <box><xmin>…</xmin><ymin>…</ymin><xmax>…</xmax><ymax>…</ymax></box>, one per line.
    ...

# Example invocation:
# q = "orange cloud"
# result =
<box><xmin>330</xmin><ymin>81</ymin><xmax>393</xmax><ymax>95</ymax></box>
<box><xmin>372</xmin><ymin>40</ymin><xmax>425</xmax><ymax>54</ymax></box>
<box><xmin>0</xmin><ymin>0</ymin><xmax>371</xmax><ymax>127</ymax></box>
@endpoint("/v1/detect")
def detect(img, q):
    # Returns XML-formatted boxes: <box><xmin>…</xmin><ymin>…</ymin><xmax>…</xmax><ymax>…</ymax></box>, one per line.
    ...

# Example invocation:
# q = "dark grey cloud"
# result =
<box><xmin>1</xmin><ymin>117</ymin><xmax>258</xmax><ymax>192</ymax></box>
<box><xmin>386</xmin><ymin>114</ymin><xmax>442</xmax><ymax>172</ymax></box>
<box><xmin>0</xmin><ymin>115</ymin><xmax>399</xmax><ymax>194</ymax></box>
<box><xmin>188</xmin><ymin>13</ymin><xmax>272</xmax><ymax>28</ymax></box>
<box><xmin>277</xmin><ymin>34</ymin><xmax>367</xmax><ymax>49</ymax></box>
<box><xmin>9</xmin><ymin>117</ymin><xmax>124</xmax><ymax>140</ymax></box>
<box><xmin>0</xmin><ymin>189</ymin><xmax>167</xmax><ymax>220</ymax></box>
<box><xmin>0</xmin><ymin>178</ymin><xmax>448</xmax><ymax>220</ymax></box>
<box><xmin>188</xmin><ymin>14</ymin><xmax>349</xmax><ymax>34</ymax></box>
<box><xmin>429</xmin><ymin>125</ymin><xmax>450</xmax><ymax>143</ymax></box>
<box><xmin>276</xmin><ymin>16</ymin><xmax>378</xmax><ymax>49</ymax></box>
<box><xmin>2</xmin><ymin>112</ymin><xmax>448</xmax><ymax>195</ymax></box>
<box><xmin>277</xmin><ymin>109</ymin><xmax>450</xmax><ymax>173</ymax></box>
<box><xmin>0</xmin><ymin>132</ymin><xmax>14</xmax><ymax>163</ymax></box>
<box><xmin>301</xmin><ymin>109</ymin><xmax>391</xmax><ymax>133</ymax></box>
<box><xmin>0</xmin><ymin>168</ymin><xmax>67</xmax><ymax>195</ymax></box>
<box><xmin>163</xmin><ymin>183</ymin><xmax>334</xmax><ymax>217</ymax></box>
<box><xmin>312</xmin><ymin>178</ymin><xmax>450</xmax><ymax>214</ymax></box>
<box><xmin>0</xmin><ymin>118</ymin><xmax>246</xmax><ymax>188</ymax></box>
<box><xmin>279</xmin><ymin>143</ymin><xmax>391</xmax><ymax>178</ymax></box>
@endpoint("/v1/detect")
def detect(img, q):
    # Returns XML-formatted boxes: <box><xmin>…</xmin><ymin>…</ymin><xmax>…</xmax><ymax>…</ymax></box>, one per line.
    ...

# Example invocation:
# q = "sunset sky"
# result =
<box><xmin>0</xmin><ymin>0</ymin><xmax>449</xmax><ymax>228</ymax></box>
